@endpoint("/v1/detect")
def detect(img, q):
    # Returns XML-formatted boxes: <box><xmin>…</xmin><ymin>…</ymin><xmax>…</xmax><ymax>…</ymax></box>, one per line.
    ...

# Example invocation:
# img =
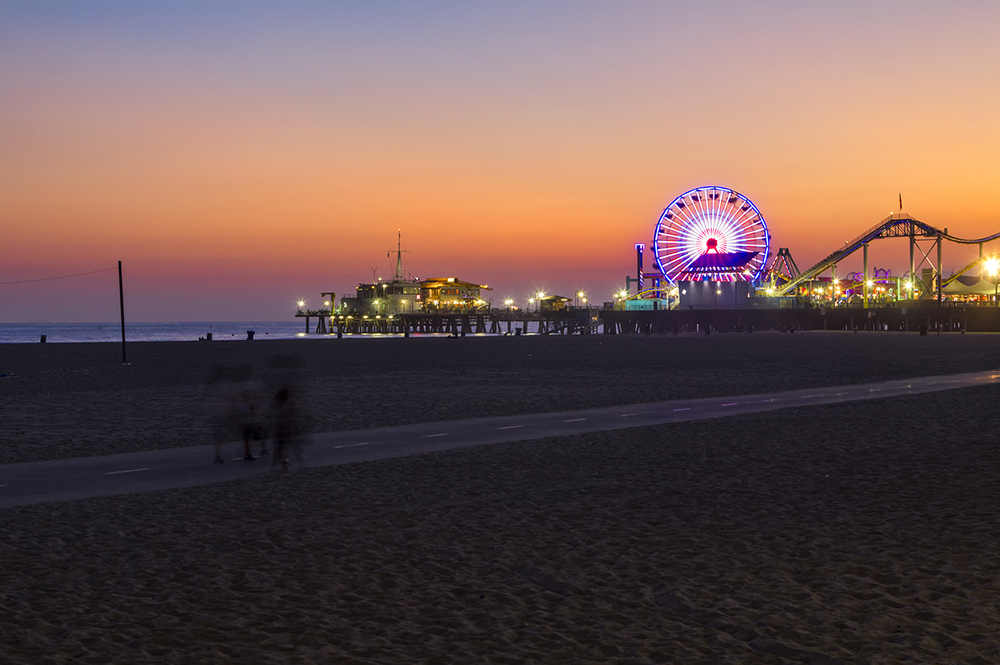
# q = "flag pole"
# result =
<box><xmin>118</xmin><ymin>260</ymin><xmax>128</xmax><ymax>365</ymax></box>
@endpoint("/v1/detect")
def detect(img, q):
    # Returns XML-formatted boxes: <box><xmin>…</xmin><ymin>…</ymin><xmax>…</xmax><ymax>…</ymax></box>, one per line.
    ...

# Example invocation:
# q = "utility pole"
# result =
<box><xmin>118</xmin><ymin>261</ymin><xmax>128</xmax><ymax>365</ymax></box>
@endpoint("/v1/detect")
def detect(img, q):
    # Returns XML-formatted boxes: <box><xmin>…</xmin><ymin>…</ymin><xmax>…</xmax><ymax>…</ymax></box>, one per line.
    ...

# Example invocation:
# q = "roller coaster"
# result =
<box><xmin>772</xmin><ymin>213</ymin><xmax>1000</xmax><ymax>301</ymax></box>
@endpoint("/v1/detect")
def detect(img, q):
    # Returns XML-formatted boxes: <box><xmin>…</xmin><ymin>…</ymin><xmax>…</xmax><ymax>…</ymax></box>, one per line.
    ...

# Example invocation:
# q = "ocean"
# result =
<box><xmin>0</xmin><ymin>321</ymin><xmax>324</xmax><ymax>344</ymax></box>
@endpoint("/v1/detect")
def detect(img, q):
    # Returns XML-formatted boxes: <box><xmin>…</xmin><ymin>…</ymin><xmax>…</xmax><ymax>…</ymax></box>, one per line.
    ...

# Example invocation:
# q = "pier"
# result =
<box><xmin>295</xmin><ymin>310</ymin><xmax>600</xmax><ymax>336</ymax></box>
<box><xmin>299</xmin><ymin>305</ymin><xmax>1000</xmax><ymax>337</ymax></box>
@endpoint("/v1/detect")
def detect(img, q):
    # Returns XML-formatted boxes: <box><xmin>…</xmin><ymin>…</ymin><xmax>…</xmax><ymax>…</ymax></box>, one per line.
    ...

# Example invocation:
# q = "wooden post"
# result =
<box><xmin>118</xmin><ymin>261</ymin><xmax>128</xmax><ymax>365</ymax></box>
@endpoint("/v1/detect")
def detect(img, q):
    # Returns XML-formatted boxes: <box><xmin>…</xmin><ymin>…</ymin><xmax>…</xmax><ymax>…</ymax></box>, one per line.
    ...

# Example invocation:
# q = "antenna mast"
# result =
<box><xmin>395</xmin><ymin>230</ymin><xmax>404</xmax><ymax>281</ymax></box>
<box><xmin>389</xmin><ymin>229</ymin><xmax>411</xmax><ymax>281</ymax></box>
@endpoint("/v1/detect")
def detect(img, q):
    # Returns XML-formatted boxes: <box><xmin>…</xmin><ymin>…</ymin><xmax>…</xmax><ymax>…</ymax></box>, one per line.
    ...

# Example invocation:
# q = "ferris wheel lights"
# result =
<box><xmin>653</xmin><ymin>186</ymin><xmax>769</xmax><ymax>283</ymax></box>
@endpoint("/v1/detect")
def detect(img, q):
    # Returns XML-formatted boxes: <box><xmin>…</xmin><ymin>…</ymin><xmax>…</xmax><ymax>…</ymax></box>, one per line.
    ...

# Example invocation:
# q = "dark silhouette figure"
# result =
<box><xmin>270</xmin><ymin>387</ymin><xmax>304</xmax><ymax>472</ymax></box>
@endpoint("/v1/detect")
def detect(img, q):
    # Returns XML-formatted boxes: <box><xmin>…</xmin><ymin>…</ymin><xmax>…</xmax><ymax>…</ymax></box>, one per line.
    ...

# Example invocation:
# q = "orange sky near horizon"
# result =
<box><xmin>1</xmin><ymin>1</ymin><xmax>998</xmax><ymax>321</ymax></box>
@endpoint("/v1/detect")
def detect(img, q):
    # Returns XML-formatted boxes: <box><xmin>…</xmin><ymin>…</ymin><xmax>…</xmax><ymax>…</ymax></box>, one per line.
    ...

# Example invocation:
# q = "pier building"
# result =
<box><xmin>538</xmin><ymin>295</ymin><xmax>571</xmax><ymax>312</ymax></box>
<box><xmin>420</xmin><ymin>277</ymin><xmax>491</xmax><ymax>311</ymax></box>
<box><xmin>340</xmin><ymin>277</ymin><xmax>422</xmax><ymax>317</ymax></box>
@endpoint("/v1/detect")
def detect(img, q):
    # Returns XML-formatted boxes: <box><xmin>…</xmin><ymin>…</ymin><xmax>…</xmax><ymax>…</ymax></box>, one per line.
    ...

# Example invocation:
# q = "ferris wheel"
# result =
<box><xmin>652</xmin><ymin>186</ymin><xmax>770</xmax><ymax>283</ymax></box>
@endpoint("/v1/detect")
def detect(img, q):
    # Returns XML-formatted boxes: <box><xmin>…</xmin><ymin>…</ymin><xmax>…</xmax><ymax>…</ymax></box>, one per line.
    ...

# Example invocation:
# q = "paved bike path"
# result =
<box><xmin>2</xmin><ymin>369</ymin><xmax>998</xmax><ymax>508</ymax></box>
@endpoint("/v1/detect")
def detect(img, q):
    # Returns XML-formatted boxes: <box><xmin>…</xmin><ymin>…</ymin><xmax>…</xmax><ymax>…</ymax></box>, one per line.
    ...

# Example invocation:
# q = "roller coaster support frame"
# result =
<box><xmin>775</xmin><ymin>214</ymin><xmax>1000</xmax><ymax>299</ymax></box>
<box><xmin>863</xmin><ymin>243</ymin><xmax>869</xmax><ymax>309</ymax></box>
<box><xmin>937</xmin><ymin>234</ymin><xmax>943</xmax><ymax>303</ymax></box>
<box><xmin>909</xmin><ymin>228</ymin><xmax>915</xmax><ymax>296</ymax></box>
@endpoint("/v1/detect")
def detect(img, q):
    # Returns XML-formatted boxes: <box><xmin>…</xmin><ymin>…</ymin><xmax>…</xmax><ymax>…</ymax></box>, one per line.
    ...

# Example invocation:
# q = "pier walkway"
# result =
<box><xmin>2</xmin><ymin>369</ymin><xmax>999</xmax><ymax>508</ymax></box>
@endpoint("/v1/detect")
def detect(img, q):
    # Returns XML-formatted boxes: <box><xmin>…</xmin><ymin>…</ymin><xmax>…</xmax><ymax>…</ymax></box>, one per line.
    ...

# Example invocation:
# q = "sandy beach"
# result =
<box><xmin>3</xmin><ymin>332</ymin><xmax>1000</xmax><ymax>464</ymax></box>
<box><xmin>3</xmin><ymin>332</ymin><xmax>1000</xmax><ymax>662</ymax></box>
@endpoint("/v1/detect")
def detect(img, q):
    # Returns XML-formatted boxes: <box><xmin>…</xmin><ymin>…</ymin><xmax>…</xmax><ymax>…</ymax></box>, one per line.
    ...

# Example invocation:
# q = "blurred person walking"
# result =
<box><xmin>270</xmin><ymin>386</ymin><xmax>304</xmax><ymax>472</ymax></box>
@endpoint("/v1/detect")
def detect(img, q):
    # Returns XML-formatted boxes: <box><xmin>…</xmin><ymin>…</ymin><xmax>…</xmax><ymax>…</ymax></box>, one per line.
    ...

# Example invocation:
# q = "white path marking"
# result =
<box><xmin>333</xmin><ymin>443</ymin><xmax>369</xmax><ymax>449</ymax></box>
<box><xmin>722</xmin><ymin>403</ymin><xmax>738</xmax><ymax>407</ymax></box>
<box><xmin>563</xmin><ymin>418</ymin><xmax>586</xmax><ymax>422</ymax></box>
<box><xmin>673</xmin><ymin>408</ymin><xmax>690</xmax><ymax>412</ymax></box>
<box><xmin>497</xmin><ymin>425</ymin><xmax>523</xmax><ymax>430</ymax></box>
<box><xmin>801</xmin><ymin>395</ymin><xmax>818</xmax><ymax>399</ymax></box>
<box><xmin>620</xmin><ymin>413</ymin><xmax>639</xmax><ymax>417</ymax></box>
<box><xmin>423</xmin><ymin>433</ymin><xmax>448</xmax><ymax>438</ymax></box>
<box><xmin>102</xmin><ymin>468</ymin><xmax>149</xmax><ymax>476</ymax></box>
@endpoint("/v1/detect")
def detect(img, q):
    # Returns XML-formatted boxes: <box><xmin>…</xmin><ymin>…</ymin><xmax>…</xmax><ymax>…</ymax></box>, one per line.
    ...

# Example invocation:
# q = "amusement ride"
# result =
<box><xmin>620</xmin><ymin>185</ymin><xmax>1000</xmax><ymax>310</ymax></box>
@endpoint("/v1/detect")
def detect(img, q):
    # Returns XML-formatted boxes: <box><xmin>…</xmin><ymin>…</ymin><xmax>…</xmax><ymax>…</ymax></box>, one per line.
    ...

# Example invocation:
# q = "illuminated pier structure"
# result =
<box><xmin>620</xmin><ymin>185</ymin><xmax>1000</xmax><ymax>311</ymax></box>
<box><xmin>296</xmin><ymin>307</ymin><xmax>600</xmax><ymax>336</ymax></box>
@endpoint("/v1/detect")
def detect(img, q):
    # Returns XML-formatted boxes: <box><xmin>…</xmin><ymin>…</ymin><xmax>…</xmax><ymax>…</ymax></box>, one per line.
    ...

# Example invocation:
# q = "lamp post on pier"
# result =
<box><xmin>985</xmin><ymin>258</ymin><xmax>1000</xmax><ymax>306</ymax></box>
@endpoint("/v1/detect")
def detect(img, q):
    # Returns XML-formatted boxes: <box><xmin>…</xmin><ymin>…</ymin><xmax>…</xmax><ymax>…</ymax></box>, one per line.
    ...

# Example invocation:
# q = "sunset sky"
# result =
<box><xmin>2</xmin><ymin>1</ymin><xmax>998</xmax><ymax>322</ymax></box>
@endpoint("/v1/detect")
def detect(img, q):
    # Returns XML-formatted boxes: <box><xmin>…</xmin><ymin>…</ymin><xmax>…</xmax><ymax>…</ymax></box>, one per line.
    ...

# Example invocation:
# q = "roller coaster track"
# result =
<box><xmin>940</xmin><ymin>257</ymin><xmax>985</xmax><ymax>287</ymax></box>
<box><xmin>774</xmin><ymin>214</ymin><xmax>1000</xmax><ymax>296</ymax></box>
<box><xmin>619</xmin><ymin>288</ymin><xmax>669</xmax><ymax>301</ymax></box>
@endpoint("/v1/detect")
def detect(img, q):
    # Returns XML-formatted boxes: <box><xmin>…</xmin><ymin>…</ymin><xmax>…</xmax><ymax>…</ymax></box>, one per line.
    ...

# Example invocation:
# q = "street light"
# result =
<box><xmin>986</xmin><ymin>257</ymin><xmax>1000</xmax><ymax>306</ymax></box>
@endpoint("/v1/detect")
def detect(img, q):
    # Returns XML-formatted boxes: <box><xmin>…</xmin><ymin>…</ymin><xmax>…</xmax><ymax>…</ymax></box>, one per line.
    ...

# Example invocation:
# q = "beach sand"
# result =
<box><xmin>2</xmin><ymin>332</ymin><xmax>1000</xmax><ymax>662</ymax></box>
<box><xmin>2</xmin><ymin>332</ymin><xmax>1000</xmax><ymax>464</ymax></box>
